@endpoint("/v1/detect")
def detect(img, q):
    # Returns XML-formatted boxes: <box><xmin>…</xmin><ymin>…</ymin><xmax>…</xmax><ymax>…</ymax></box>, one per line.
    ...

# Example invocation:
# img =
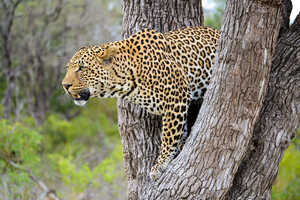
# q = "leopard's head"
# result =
<box><xmin>62</xmin><ymin>44</ymin><xmax>127</xmax><ymax>106</ymax></box>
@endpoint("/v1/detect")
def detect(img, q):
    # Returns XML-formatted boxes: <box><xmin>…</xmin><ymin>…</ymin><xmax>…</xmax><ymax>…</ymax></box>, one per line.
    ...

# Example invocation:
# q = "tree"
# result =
<box><xmin>0</xmin><ymin>0</ymin><xmax>70</xmax><ymax>122</ymax></box>
<box><xmin>0</xmin><ymin>0</ymin><xmax>23</xmax><ymax>119</ymax></box>
<box><xmin>118</xmin><ymin>0</ymin><xmax>299</xmax><ymax>199</ymax></box>
<box><xmin>226</xmin><ymin>1</ymin><xmax>300</xmax><ymax>198</ymax></box>
<box><xmin>0</xmin><ymin>0</ymin><xmax>87</xmax><ymax>123</ymax></box>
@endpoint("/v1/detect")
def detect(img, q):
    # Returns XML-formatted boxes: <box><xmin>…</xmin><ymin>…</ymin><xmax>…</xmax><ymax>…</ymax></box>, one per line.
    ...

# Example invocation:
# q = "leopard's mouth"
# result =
<box><xmin>73</xmin><ymin>88</ymin><xmax>90</xmax><ymax>106</ymax></box>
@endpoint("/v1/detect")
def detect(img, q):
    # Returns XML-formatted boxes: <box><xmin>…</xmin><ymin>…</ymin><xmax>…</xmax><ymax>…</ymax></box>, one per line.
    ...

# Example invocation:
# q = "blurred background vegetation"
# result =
<box><xmin>0</xmin><ymin>0</ymin><xmax>298</xmax><ymax>199</ymax></box>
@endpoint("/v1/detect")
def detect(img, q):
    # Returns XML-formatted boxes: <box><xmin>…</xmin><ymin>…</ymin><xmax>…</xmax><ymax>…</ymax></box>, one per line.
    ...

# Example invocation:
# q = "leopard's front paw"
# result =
<box><xmin>150</xmin><ymin>165</ymin><xmax>163</xmax><ymax>181</ymax></box>
<box><xmin>150</xmin><ymin>161</ymin><xmax>170</xmax><ymax>181</ymax></box>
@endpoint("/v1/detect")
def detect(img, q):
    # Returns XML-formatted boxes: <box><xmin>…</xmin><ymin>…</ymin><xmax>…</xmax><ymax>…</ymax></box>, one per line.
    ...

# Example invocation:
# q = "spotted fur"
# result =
<box><xmin>62</xmin><ymin>26</ymin><xmax>220</xmax><ymax>180</ymax></box>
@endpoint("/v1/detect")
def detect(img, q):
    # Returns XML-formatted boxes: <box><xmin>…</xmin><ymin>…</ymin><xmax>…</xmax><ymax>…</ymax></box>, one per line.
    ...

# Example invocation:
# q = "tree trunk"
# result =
<box><xmin>0</xmin><ymin>0</ymin><xmax>23</xmax><ymax>119</ymax></box>
<box><xmin>118</xmin><ymin>1</ymin><xmax>203</xmax><ymax>199</ymax></box>
<box><xmin>226</xmin><ymin>3</ymin><xmax>300</xmax><ymax>198</ymax></box>
<box><xmin>119</xmin><ymin>0</ymin><xmax>299</xmax><ymax>199</ymax></box>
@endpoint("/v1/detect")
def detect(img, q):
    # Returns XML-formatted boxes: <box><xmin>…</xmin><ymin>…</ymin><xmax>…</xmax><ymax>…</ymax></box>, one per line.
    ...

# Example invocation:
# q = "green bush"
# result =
<box><xmin>39</xmin><ymin>99</ymin><xmax>122</xmax><ymax>193</ymax></box>
<box><xmin>40</xmin><ymin>99</ymin><xmax>118</xmax><ymax>153</ymax></box>
<box><xmin>0</xmin><ymin>119</ymin><xmax>42</xmax><ymax>197</ymax></box>
<box><xmin>0</xmin><ymin>99</ymin><xmax>123</xmax><ymax>197</ymax></box>
<box><xmin>93</xmin><ymin>142</ymin><xmax>123</xmax><ymax>183</ymax></box>
<box><xmin>0</xmin><ymin>120</ymin><xmax>42</xmax><ymax>174</ymax></box>
<box><xmin>48</xmin><ymin>141</ymin><xmax>123</xmax><ymax>193</ymax></box>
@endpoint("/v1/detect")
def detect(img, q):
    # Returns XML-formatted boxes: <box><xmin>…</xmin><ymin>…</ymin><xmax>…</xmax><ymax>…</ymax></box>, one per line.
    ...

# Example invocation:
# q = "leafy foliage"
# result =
<box><xmin>272</xmin><ymin>129</ymin><xmax>300</xmax><ymax>200</ymax></box>
<box><xmin>0</xmin><ymin>100</ymin><xmax>124</xmax><ymax>199</ymax></box>
<box><xmin>94</xmin><ymin>143</ymin><xmax>123</xmax><ymax>183</ymax></box>
<box><xmin>0</xmin><ymin>119</ymin><xmax>41</xmax><ymax>173</ymax></box>
<box><xmin>0</xmin><ymin>119</ymin><xmax>42</xmax><ymax>198</ymax></box>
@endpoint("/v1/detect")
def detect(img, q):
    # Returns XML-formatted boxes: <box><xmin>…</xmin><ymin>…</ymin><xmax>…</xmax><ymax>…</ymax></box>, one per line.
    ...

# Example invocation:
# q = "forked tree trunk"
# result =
<box><xmin>118</xmin><ymin>0</ymin><xmax>300</xmax><ymax>199</ymax></box>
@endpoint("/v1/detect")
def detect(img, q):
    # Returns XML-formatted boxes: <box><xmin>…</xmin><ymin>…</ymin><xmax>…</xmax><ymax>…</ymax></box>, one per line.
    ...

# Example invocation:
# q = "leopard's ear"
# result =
<box><xmin>100</xmin><ymin>45</ymin><xmax>118</xmax><ymax>65</ymax></box>
<box><xmin>79</xmin><ymin>46</ymin><xmax>88</xmax><ymax>51</ymax></box>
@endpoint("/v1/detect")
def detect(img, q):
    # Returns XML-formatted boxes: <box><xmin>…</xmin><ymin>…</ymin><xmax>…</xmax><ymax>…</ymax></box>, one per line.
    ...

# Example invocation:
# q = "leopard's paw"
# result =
<box><xmin>150</xmin><ymin>162</ymin><xmax>169</xmax><ymax>181</ymax></box>
<box><xmin>150</xmin><ymin>165</ymin><xmax>163</xmax><ymax>181</ymax></box>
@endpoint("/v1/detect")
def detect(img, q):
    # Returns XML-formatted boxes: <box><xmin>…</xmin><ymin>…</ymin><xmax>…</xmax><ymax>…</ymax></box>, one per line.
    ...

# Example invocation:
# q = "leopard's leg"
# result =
<box><xmin>150</xmin><ymin>105</ymin><xmax>188</xmax><ymax>180</ymax></box>
<box><xmin>178</xmin><ymin>120</ymin><xmax>189</xmax><ymax>151</ymax></box>
<box><xmin>179</xmin><ymin>98</ymin><xmax>202</xmax><ymax>150</ymax></box>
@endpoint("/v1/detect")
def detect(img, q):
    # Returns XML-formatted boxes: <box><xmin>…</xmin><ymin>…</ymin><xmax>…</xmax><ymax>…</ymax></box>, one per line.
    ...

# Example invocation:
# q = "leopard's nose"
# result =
<box><xmin>63</xmin><ymin>84</ymin><xmax>72</xmax><ymax>91</ymax></box>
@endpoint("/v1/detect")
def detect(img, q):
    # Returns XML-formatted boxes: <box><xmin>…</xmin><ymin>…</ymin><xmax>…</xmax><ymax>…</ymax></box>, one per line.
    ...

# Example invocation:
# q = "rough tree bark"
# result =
<box><xmin>226</xmin><ymin>2</ymin><xmax>300</xmax><ymax>198</ymax></box>
<box><xmin>118</xmin><ymin>0</ymin><xmax>299</xmax><ymax>199</ymax></box>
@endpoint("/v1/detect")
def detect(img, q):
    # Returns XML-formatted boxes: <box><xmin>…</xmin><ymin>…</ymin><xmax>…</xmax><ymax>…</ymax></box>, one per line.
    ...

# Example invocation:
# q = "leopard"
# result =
<box><xmin>62</xmin><ymin>26</ymin><xmax>220</xmax><ymax>180</ymax></box>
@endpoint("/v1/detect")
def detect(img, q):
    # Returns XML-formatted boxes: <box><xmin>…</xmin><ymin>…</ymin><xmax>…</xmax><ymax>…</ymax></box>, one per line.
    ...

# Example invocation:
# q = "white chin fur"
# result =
<box><xmin>74</xmin><ymin>100</ymin><xmax>87</xmax><ymax>106</ymax></box>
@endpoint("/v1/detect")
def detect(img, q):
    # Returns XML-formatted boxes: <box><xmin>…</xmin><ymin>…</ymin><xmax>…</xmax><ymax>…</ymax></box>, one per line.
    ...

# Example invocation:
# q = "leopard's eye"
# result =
<box><xmin>76</xmin><ymin>65</ymin><xmax>85</xmax><ymax>72</ymax></box>
<box><xmin>103</xmin><ymin>57</ymin><xmax>113</xmax><ymax>65</ymax></box>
